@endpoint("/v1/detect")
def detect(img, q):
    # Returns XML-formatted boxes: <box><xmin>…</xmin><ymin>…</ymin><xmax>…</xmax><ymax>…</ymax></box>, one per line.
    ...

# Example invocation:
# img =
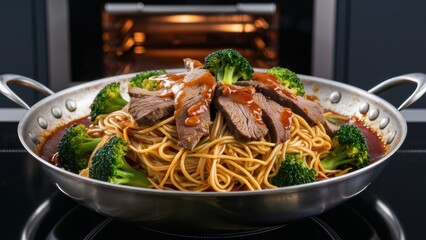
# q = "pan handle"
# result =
<box><xmin>368</xmin><ymin>73</ymin><xmax>426</xmax><ymax>111</ymax></box>
<box><xmin>0</xmin><ymin>74</ymin><xmax>54</xmax><ymax>110</ymax></box>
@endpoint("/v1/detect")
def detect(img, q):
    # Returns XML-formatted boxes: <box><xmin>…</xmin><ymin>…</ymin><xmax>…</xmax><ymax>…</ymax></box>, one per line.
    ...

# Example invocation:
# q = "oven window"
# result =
<box><xmin>68</xmin><ymin>1</ymin><xmax>313</xmax><ymax>82</ymax></box>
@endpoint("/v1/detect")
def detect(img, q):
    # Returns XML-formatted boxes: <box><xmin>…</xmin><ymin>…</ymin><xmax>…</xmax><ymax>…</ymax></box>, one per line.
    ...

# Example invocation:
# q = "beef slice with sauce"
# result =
<box><xmin>128</xmin><ymin>96</ymin><xmax>174</xmax><ymax>126</ymax></box>
<box><xmin>236</xmin><ymin>76</ymin><xmax>337</xmax><ymax>136</ymax></box>
<box><xmin>175</xmin><ymin>68</ymin><xmax>216</xmax><ymax>150</ymax></box>
<box><xmin>253</xmin><ymin>93</ymin><xmax>291</xmax><ymax>143</ymax></box>
<box><xmin>128</xmin><ymin>87</ymin><xmax>175</xmax><ymax>126</ymax></box>
<box><xmin>213</xmin><ymin>85</ymin><xmax>268</xmax><ymax>142</ymax></box>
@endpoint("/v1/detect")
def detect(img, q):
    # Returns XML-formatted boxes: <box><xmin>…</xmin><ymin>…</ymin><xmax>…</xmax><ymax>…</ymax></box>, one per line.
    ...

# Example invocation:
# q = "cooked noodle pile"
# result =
<box><xmin>80</xmin><ymin>109</ymin><xmax>334</xmax><ymax>192</ymax></box>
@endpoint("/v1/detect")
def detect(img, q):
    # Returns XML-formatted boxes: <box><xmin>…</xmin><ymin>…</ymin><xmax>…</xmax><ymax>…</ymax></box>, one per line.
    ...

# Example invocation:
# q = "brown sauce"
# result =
<box><xmin>187</xmin><ymin>102</ymin><xmax>209</xmax><ymax>116</ymax></box>
<box><xmin>157</xmin><ymin>73</ymin><xmax>186</xmax><ymax>99</ymax></box>
<box><xmin>306</xmin><ymin>94</ymin><xmax>319</xmax><ymax>102</ymax></box>
<box><xmin>173</xmin><ymin>71</ymin><xmax>217</xmax><ymax>127</ymax></box>
<box><xmin>164</xmin><ymin>73</ymin><xmax>185</xmax><ymax>82</ymax></box>
<box><xmin>185</xmin><ymin>73</ymin><xmax>216</xmax><ymax>117</ymax></box>
<box><xmin>280</xmin><ymin>108</ymin><xmax>293</xmax><ymax>130</ymax></box>
<box><xmin>252</xmin><ymin>72</ymin><xmax>297</xmax><ymax>100</ymax></box>
<box><xmin>159</xmin><ymin>90</ymin><xmax>175</xmax><ymax>99</ymax></box>
<box><xmin>185</xmin><ymin>116</ymin><xmax>201</xmax><ymax>127</ymax></box>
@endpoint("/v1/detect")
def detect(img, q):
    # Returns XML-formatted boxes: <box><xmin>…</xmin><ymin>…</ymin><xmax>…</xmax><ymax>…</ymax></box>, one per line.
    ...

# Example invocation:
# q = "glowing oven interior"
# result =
<box><xmin>101</xmin><ymin>3</ymin><xmax>279</xmax><ymax>76</ymax></box>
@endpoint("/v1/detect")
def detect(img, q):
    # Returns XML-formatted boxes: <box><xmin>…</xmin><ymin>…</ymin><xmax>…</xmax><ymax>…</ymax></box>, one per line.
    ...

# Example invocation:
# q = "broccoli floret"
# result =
<box><xmin>266</xmin><ymin>67</ymin><xmax>305</xmax><ymax>96</ymax></box>
<box><xmin>89</xmin><ymin>136</ymin><xmax>150</xmax><ymax>187</ymax></box>
<box><xmin>321</xmin><ymin>124</ymin><xmax>369</xmax><ymax>171</ymax></box>
<box><xmin>58</xmin><ymin>124</ymin><xmax>102</xmax><ymax>173</ymax></box>
<box><xmin>204</xmin><ymin>49</ymin><xmax>254</xmax><ymax>84</ymax></box>
<box><xmin>271</xmin><ymin>154</ymin><xmax>316</xmax><ymax>187</ymax></box>
<box><xmin>129</xmin><ymin>69</ymin><xmax>167</xmax><ymax>90</ymax></box>
<box><xmin>89</xmin><ymin>82</ymin><xmax>128</xmax><ymax>121</ymax></box>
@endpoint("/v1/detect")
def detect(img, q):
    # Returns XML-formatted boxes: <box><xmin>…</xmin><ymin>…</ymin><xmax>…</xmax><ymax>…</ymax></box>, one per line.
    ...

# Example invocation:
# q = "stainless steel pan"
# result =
<box><xmin>1</xmin><ymin>70</ymin><xmax>425</xmax><ymax>234</ymax></box>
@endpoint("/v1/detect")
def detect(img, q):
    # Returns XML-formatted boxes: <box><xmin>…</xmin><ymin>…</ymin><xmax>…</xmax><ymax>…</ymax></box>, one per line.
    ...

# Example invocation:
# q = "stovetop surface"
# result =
<box><xmin>1</xmin><ymin>122</ymin><xmax>426</xmax><ymax>239</ymax></box>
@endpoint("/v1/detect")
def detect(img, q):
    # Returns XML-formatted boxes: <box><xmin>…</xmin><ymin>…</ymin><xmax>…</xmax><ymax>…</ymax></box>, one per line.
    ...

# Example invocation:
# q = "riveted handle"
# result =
<box><xmin>368</xmin><ymin>73</ymin><xmax>426</xmax><ymax>110</ymax></box>
<box><xmin>0</xmin><ymin>74</ymin><xmax>54</xmax><ymax>110</ymax></box>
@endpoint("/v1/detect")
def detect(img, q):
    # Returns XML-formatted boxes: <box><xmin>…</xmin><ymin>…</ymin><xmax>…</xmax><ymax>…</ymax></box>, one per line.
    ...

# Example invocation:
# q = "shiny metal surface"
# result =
<box><xmin>368</xmin><ymin>73</ymin><xmax>426</xmax><ymax>110</ymax></box>
<box><xmin>0</xmin><ymin>74</ymin><xmax>54</xmax><ymax>109</ymax></box>
<box><xmin>1</xmin><ymin>71</ymin><xmax>425</xmax><ymax>233</ymax></box>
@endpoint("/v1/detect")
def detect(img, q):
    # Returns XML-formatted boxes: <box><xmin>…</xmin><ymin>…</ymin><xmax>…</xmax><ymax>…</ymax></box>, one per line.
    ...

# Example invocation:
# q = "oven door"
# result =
<box><xmin>101</xmin><ymin>3</ymin><xmax>279</xmax><ymax>77</ymax></box>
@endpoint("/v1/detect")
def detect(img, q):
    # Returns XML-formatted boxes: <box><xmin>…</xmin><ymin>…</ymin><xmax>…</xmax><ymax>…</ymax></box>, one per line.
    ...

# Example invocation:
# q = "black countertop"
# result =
<box><xmin>1</xmin><ymin>122</ymin><xmax>426</xmax><ymax>239</ymax></box>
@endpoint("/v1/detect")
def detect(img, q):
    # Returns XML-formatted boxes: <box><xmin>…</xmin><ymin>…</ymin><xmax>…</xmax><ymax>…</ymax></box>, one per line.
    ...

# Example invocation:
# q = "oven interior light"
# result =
<box><xmin>163</xmin><ymin>15</ymin><xmax>207</xmax><ymax>23</ymax></box>
<box><xmin>152</xmin><ymin>14</ymin><xmax>253</xmax><ymax>24</ymax></box>
<box><xmin>122</xmin><ymin>37</ymin><xmax>134</xmax><ymax>51</ymax></box>
<box><xmin>254</xmin><ymin>37</ymin><xmax>266</xmax><ymax>49</ymax></box>
<box><xmin>134</xmin><ymin>46</ymin><xmax>146</xmax><ymax>54</ymax></box>
<box><xmin>254</xmin><ymin>18</ymin><xmax>269</xmax><ymax>29</ymax></box>
<box><xmin>223</xmin><ymin>23</ymin><xmax>256</xmax><ymax>33</ymax></box>
<box><xmin>101</xmin><ymin>6</ymin><xmax>278</xmax><ymax>75</ymax></box>
<box><xmin>133</xmin><ymin>32</ymin><xmax>146</xmax><ymax>43</ymax></box>
<box><xmin>121</xmin><ymin>19</ymin><xmax>134</xmax><ymax>33</ymax></box>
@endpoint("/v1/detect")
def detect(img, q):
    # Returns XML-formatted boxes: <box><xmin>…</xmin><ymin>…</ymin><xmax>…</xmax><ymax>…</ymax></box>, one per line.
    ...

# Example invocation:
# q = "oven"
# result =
<box><xmin>45</xmin><ymin>0</ymin><xmax>336</xmax><ymax>91</ymax></box>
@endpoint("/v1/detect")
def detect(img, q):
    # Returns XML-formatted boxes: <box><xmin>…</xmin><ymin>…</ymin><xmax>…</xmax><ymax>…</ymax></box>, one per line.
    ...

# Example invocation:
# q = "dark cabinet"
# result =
<box><xmin>335</xmin><ymin>0</ymin><xmax>426</xmax><ymax>108</ymax></box>
<box><xmin>0</xmin><ymin>0</ymin><xmax>47</xmax><ymax>108</ymax></box>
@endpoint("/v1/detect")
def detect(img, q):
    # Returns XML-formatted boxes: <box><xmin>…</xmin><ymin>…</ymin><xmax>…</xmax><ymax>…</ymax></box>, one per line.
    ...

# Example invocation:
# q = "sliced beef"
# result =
<box><xmin>214</xmin><ymin>85</ymin><xmax>268</xmax><ymax>142</ymax></box>
<box><xmin>253</xmin><ymin>93</ymin><xmax>290</xmax><ymax>143</ymax></box>
<box><xmin>236</xmin><ymin>77</ymin><xmax>336</xmax><ymax>136</ymax></box>
<box><xmin>128</xmin><ymin>86</ymin><xmax>175</xmax><ymax>125</ymax></box>
<box><xmin>128</xmin><ymin>95</ymin><xmax>174</xmax><ymax>126</ymax></box>
<box><xmin>175</xmin><ymin>68</ymin><xmax>216</xmax><ymax>150</ymax></box>
<box><xmin>128</xmin><ymin>87</ymin><xmax>165</xmax><ymax>97</ymax></box>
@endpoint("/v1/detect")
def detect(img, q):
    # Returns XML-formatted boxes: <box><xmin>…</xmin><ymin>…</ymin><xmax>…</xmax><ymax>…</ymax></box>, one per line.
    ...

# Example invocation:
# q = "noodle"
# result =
<box><xmin>85</xmin><ymin>108</ymin><xmax>335</xmax><ymax>191</ymax></box>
